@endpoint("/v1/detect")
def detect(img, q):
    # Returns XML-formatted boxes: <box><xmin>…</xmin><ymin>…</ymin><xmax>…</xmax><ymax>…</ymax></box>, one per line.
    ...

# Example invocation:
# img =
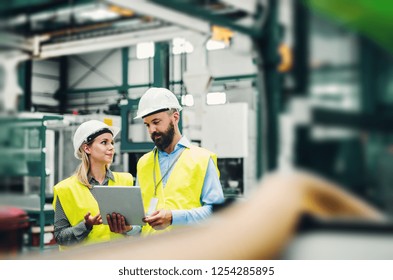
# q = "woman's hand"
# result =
<box><xmin>84</xmin><ymin>212</ymin><xmax>102</xmax><ymax>229</ymax></box>
<box><xmin>107</xmin><ymin>212</ymin><xmax>132</xmax><ymax>233</ymax></box>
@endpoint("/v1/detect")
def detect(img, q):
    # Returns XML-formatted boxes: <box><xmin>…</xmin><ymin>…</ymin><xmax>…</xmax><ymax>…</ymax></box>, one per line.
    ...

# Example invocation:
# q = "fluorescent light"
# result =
<box><xmin>39</xmin><ymin>26</ymin><xmax>187</xmax><ymax>59</ymax></box>
<box><xmin>206</xmin><ymin>39</ymin><xmax>226</xmax><ymax>51</ymax></box>
<box><xmin>172</xmin><ymin>37</ymin><xmax>194</xmax><ymax>55</ymax></box>
<box><xmin>207</xmin><ymin>92</ymin><xmax>226</xmax><ymax>105</ymax></box>
<box><xmin>181</xmin><ymin>94</ymin><xmax>194</xmax><ymax>107</ymax></box>
<box><xmin>136</xmin><ymin>42</ymin><xmax>155</xmax><ymax>59</ymax></box>
<box><xmin>79</xmin><ymin>6</ymin><xmax>120</xmax><ymax>21</ymax></box>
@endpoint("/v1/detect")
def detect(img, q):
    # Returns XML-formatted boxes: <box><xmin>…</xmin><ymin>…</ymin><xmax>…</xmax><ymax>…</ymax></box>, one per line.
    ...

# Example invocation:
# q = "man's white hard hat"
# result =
<box><xmin>73</xmin><ymin>119</ymin><xmax>120</xmax><ymax>159</ymax></box>
<box><xmin>134</xmin><ymin>87</ymin><xmax>182</xmax><ymax>119</ymax></box>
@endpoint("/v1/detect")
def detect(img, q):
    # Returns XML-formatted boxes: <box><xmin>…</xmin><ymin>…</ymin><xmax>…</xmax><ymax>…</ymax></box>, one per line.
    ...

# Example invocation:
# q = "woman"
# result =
<box><xmin>52</xmin><ymin>119</ymin><xmax>135</xmax><ymax>250</ymax></box>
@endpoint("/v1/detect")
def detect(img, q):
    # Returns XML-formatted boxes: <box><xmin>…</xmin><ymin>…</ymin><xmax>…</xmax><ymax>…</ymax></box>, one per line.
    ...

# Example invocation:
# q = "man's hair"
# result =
<box><xmin>167</xmin><ymin>108</ymin><xmax>179</xmax><ymax>115</ymax></box>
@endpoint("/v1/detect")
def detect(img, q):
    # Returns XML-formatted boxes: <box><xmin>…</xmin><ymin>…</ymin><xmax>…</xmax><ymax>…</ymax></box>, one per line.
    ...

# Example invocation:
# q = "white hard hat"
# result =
<box><xmin>73</xmin><ymin>120</ymin><xmax>120</xmax><ymax>159</ymax></box>
<box><xmin>134</xmin><ymin>87</ymin><xmax>182</xmax><ymax>119</ymax></box>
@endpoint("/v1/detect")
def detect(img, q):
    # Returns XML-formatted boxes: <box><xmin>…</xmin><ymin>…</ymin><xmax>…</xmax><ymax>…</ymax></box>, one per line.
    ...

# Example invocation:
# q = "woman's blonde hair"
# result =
<box><xmin>75</xmin><ymin>142</ymin><xmax>109</xmax><ymax>188</ymax></box>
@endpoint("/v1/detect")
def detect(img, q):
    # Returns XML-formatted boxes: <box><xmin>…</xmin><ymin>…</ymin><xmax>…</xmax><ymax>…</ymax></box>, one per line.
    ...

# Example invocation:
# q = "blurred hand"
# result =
<box><xmin>143</xmin><ymin>209</ymin><xmax>172</xmax><ymax>230</ymax></box>
<box><xmin>107</xmin><ymin>212</ymin><xmax>132</xmax><ymax>233</ymax></box>
<box><xmin>84</xmin><ymin>212</ymin><xmax>102</xmax><ymax>229</ymax></box>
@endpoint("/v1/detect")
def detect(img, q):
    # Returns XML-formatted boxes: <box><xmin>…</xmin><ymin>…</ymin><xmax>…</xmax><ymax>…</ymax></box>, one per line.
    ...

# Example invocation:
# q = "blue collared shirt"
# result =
<box><xmin>137</xmin><ymin>136</ymin><xmax>224</xmax><ymax>225</ymax></box>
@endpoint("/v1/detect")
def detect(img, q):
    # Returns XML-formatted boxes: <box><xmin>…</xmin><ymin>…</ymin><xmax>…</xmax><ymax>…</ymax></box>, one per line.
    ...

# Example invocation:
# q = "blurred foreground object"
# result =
<box><xmin>0</xmin><ymin>206</ymin><xmax>30</xmax><ymax>258</ymax></box>
<box><xmin>18</xmin><ymin>170</ymin><xmax>389</xmax><ymax>260</ymax></box>
<box><xmin>304</xmin><ymin>0</ymin><xmax>393</xmax><ymax>53</ymax></box>
<box><xmin>283</xmin><ymin>215</ymin><xmax>393</xmax><ymax>259</ymax></box>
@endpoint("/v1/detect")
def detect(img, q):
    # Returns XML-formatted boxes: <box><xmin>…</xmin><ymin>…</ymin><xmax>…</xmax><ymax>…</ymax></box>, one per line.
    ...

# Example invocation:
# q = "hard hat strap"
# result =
<box><xmin>86</xmin><ymin>128</ymin><xmax>113</xmax><ymax>143</ymax></box>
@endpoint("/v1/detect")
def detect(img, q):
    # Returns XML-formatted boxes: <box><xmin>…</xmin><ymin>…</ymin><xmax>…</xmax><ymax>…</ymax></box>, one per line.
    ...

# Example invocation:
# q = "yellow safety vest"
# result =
<box><xmin>52</xmin><ymin>172</ymin><xmax>133</xmax><ymax>250</ymax></box>
<box><xmin>137</xmin><ymin>145</ymin><xmax>218</xmax><ymax>236</ymax></box>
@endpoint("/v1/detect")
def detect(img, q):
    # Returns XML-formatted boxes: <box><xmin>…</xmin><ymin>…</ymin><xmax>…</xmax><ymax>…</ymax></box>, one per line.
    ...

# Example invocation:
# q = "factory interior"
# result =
<box><xmin>1</xmin><ymin>0</ymin><xmax>393</xmax><ymax>259</ymax></box>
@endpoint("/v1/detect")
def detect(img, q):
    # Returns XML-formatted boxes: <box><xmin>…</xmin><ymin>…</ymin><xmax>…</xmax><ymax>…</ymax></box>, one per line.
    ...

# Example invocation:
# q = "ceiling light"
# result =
<box><xmin>172</xmin><ymin>37</ymin><xmax>194</xmax><ymax>55</ymax></box>
<box><xmin>136</xmin><ymin>42</ymin><xmax>155</xmax><ymax>59</ymax></box>
<box><xmin>181</xmin><ymin>94</ymin><xmax>194</xmax><ymax>107</ymax></box>
<box><xmin>207</xmin><ymin>92</ymin><xmax>226</xmax><ymax>105</ymax></box>
<box><xmin>79</xmin><ymin>6</ymin><xmax>120</xmax><ymax>21</ymax></box>
<box><xmin>206</xmin><ymin>39</ymin><xmax>227</xmax><ymax>51</ymax></box>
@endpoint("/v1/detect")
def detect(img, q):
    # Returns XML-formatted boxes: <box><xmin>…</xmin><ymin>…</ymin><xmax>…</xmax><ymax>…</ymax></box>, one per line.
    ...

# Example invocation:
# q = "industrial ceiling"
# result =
<box><xmin>0</xmin><ymin>0</ymin><xmax>264</xmax><ymax>59</ymax></box>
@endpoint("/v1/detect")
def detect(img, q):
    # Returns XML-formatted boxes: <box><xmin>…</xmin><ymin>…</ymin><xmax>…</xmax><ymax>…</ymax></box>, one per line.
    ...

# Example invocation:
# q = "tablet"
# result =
<box><xmin>93</xmin><ymin>185</ymin><xmax>146</xmax><ymax>226</ymax></box>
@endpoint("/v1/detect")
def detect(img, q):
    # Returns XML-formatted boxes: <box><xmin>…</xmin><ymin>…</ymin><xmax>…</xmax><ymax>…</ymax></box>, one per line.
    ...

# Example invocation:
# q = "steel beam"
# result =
<box><xmin>38</xmin><ymin>25</ymin><xmax>192</xmax><ymax>59</ymax></box>
<box><xmin>108</xmin><ymin>0</ymin><xmax>211</xmax><ymax>35</ymax></box>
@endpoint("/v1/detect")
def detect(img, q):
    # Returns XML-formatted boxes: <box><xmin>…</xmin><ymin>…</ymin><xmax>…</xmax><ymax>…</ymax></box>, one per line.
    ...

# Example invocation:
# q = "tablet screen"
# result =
<box><xmin>93</xmin><ymin>185</ymin><xmax>146</xmax><ymax>226</ymax></box>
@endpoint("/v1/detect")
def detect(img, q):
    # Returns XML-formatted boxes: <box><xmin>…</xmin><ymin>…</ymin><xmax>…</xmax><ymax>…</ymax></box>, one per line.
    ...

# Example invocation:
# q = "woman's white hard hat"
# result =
<box><xmin>134</xmin><ymin>87</ymin><xmax>182</xmax><ymax>119</ymax></box>
<box><xmin>73</xmin><ymin>120</ymin><xmax>120</xmax><ymax>159</ymax></box>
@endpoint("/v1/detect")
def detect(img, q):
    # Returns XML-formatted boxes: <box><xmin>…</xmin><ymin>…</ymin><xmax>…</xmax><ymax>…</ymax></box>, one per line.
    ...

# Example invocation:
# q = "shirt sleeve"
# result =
<box><xmin>54</xmin><ymin>198</ymin><xmax>92</xmax><ymax>246</ymax></box>
<box><xmin>125</xmin><ymin>225</ymin><xmax>142</xmax><ymax>236</ymax></box>
<box><xmin>171</xmin><ymin>158</ymin><xmax>225</xmax><ymax>225</ymax></box>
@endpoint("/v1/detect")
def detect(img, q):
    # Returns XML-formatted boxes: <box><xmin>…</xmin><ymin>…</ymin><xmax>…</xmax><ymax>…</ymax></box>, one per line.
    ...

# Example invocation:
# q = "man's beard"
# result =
<box><xmin>151</xmin><ymin>121</ymin><xmax>175</xmax><ymax>151</ymax></box>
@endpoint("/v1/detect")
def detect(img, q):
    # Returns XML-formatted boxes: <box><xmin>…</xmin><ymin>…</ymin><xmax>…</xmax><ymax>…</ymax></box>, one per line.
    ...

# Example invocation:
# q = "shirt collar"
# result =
<box><xmin>178</xmin><ymin>135</ymin><xmax>191</xmax><ymax>148</ymax></box>
<box><xmin>106</xmin><ymin>169</ymin><xmax>115</xmax><ymax>181</ymax></box>
<box><xmin>88</xmin><ymin>169</ymin><xmax>115</xmax><ymax>185</ymax></box>
<box><xmin>157</xmin><ymin>136</ymin><xmax>190</xmax><ymax>156</ymax></box>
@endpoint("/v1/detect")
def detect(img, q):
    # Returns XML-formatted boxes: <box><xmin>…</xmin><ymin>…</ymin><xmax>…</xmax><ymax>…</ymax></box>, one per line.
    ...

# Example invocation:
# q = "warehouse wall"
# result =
<box><xmin>32</xmin><ymin>59</ymin><xmax>60</xmax><ymax>112</ymax></box>
<box><xmin>25</xmin><ymin>0</ymin><xmax>293</xmax><ymax>197</ymax></box>
<box><xmin>27</xmin><ymin>0</ymin><xmax>379</xmax><ymax>200</ymax></box>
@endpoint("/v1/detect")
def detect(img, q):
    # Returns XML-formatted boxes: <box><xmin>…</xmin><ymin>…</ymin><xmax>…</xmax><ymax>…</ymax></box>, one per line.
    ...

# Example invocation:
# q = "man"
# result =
<box><xmin>135</xmin><ymin>87</ymin><xmax>224</xmax><ymax>236</ymax></box>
